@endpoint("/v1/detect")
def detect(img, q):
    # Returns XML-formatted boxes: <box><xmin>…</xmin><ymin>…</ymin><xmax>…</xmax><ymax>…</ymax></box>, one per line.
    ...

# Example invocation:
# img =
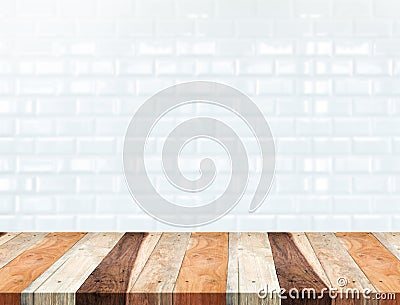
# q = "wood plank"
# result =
<box><xmin>128</xmin><ymin>233</ymin><xmax>191</xmax><ymax>305</ymax></box>
<box><xmin>227</xmin><ymin>233</ymin><xmax>239</xmax><ymax>305</ymax></box>
<box><xmin>0</xmin><ymin>232</ymin><xmax>85</xmax><ymax>305</ymax></box>
<box><xmin>23</xmin><ymin>232</ymin><xmax>124</xmax><ymax>305</ymax></box>
<box><xmin>307</xmin><ymin>233</ymin><xmax>377</xmax><ymax>305</ymax></box>
<box><xmin>0</xmin><ymin>233</ymin><xmax>47</xmax><ymax>269</ymax></box>
<box><xmin>373</xmin><ymin>233</ymin><xmax>400</xmax><ymax>261</ymax></box>
<box><xmin>174</xmin><ymin>233</ymin><xmax>229</xmax><ymax>305</ymax></box>
<box><xmin>76</xmin><ymin>233</ymin><xmax>148</xmax><ymax>305</ymax></box>
<box><xmin>336</xmin><ymin>232</ymin><xmax>400</xmax><ymax>304</ymax></box>
<box><xmin>126</xmin><ymin>233</ymin><xmax>162</xmax><ymax>290</ymax></box>
<box><xmin>236</xmin><ymin>233</ymin><xmax>280</xmax><ymax>305</ymax></box>
<box><xmin>268</xmin><ymin>233</ymin><xmax>331</xmax><ymax>305</ymax></box>
<box><xmin>0</xmin><ymin>232</ymin><xmax>20</xmax><ymax>247</ymax></box>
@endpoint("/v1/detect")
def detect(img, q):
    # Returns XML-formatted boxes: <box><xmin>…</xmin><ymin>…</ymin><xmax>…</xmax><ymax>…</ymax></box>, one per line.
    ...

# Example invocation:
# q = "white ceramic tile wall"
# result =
<box><xmin>1</xmin><ymin>0</ymin><xmax>400</xmax><ymax>231</ymax></box>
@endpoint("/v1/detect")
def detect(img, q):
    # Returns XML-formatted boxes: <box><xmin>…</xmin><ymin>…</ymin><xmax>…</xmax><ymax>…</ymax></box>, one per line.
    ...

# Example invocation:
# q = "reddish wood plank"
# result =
<box><xmin>336</xmin><ymin>233</ymin><xmax>400</xmax><ymax>305</ymax></box>
<box><xmin>174</xmin><ymin>233</ymin><xmax>229</xmax><ymax>305</ymax></box>
<box><xmin>0</xmin><ymin>232</ymin><xmax>85</xmax><ymax>305</ymax></box>
<box><xmin>268</xmin><ymin>233</ymin><xmax>331</xmax><ymax>305</ymax></box>
<box><xmin>76</xmin><ymin>233</ymin><xmax>147</xmax><ymax>305</ymax></box>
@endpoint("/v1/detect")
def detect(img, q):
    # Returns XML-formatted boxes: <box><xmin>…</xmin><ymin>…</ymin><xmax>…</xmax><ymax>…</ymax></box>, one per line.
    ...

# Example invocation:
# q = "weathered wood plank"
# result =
<box><xmin>336</xmin><ymin>232</ymin><xmax>400</xmax><ymax>300</ymax></box>
<box><xmin>307</xmin><ymin>233</ymin><xmax>377</xmax><ymax>305</ymax></box>
<box><xmin>0</xmin><ymin>232</ymin><xmax>20</xmax><ymax>247</ymax></box>
<box><xmin>128</xmin><ymin>233</ymin><xmax>191</xmax><ymax>305</ymax></box>
<box><xmin>0</xmin><ymin>232</ymin><xmax>85</xmax><ymax>305</ymax></box>
<box><xmin>76</xmin><ymin>233</ymin><xmax>148</xmax><ymax>305</ymax></box>
<box><xmin>24</xmin><ymin>232</ymin><xmax>124</xmax><ymax>305</ymax></box>
<box><xmin>268</xmin><ymin>233</ymin><xmax>331</xmax><ymax>305</ymax></box>
<box><xmin>373</xmin><ymin>233</ymin><xmax>400</xmax><ymax>261</ymax></box>
<box><xmin>0</xmin><ymin>233</ymin><xmax>47</xmax><ymax>269</ymax></box>
<box><xmin>174</xmin><ymin>233</ymin><xmax>229</xmax><ymax>305</ymax></box>
<box><xmin>227</xmin><ymin>233</ymin><xmax>239</xmax><ymax>305</ymax></box>
<box><xmin>237</xmin><ymin>233</ymin><xmax>280</xmax><ymax>305</ymax></box>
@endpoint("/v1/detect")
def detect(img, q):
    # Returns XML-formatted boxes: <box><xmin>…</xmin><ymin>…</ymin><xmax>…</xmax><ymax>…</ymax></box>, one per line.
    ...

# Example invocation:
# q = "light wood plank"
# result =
<box><xmin>126</xmin><ymin>232</ymin><xmax>162</xmax><ymax>289</ymax></box>
<box><xmin>0</xmin><ymin>233</ymin><xmax>47</xmax><ymax>269</ymax></box>
<box><xmin>174</xmin><ymin>232</ymin><xmax>229</xmax><ymax>305</ymax></box>
<box><xmin>24</xmin><ymin>232</ymin><xmax>124</xmax><ymax>305</ymax></box>
<box><xmin>0</xmin><ymin>232</ymin><xmax>20</xmax><ymax>247</ymax></box>
<box><xmin>237</xmin><ymin>233</ymin><xmax>280</xmax><ymax>305</ymax></box>
<box><xmin>0</xmin><ymin>233</ymin><xmax>85</xmax><ymax>305</ymax></box>
<box><xmin>291</xmin><ymin>233</ymin><xmax>331</xmax><ymax>288</ymax></box>
<box><xmin>128</xmin><ymin>233</ymin><xmax>191</xmax><ymax>305</ymax></box>
<box><xmin>227</xmin><ymin>233</ymin><xmax>239</xmax><ymax>305</ymax></box>
<box><xmin>307</xmin><ymin>233</ymin><xmax>377</xmax><ymax>305</ymax></box>
<box><xmin>373</xmin><ymin>233</ymin><xmax>400</xmax><ymax>261</ymax></box>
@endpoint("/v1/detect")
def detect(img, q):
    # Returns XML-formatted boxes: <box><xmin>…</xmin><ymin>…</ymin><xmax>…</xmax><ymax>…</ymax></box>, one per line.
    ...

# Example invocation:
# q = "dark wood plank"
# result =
<box><xmin>173</xmin><ymin>233</ymin><xmax>229</xmax><ymax>305</ymax></box>
<box><xmin>76</xmin><ymin>232</ymin><xmax>147</xmax><ymax>305</ymax></box>
<box><xmin>336</xmin><ymin>233</ymin><xmax>400</xmax><ymax>305</ymax></box>
<box><xmin>268</xmin><ymin>233</ymin><xmax>331</xmax><ymax>305</ymax></box>
<box><xmin>0</xmin><ymin>232</ymin><xmax>85</xmax><ymax>305</ymax></box>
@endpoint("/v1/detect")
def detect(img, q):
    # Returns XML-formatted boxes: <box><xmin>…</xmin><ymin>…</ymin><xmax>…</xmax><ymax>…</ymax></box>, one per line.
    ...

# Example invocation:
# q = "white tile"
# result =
<box><xmin>353</xmin><ymin>176</ymin><xmax>389</xmax><ymax>193</ymax></box>
<box><xmin>374</xmin><ymin>0</ymin><xmax>400</xmax><ymax>17</ymax></box>
<box><xmin>96</xmin><ymin>0</ymin><xmax>134</xmax><ymax>17</ymax></box>
<box><xmin>354</xmin><ymin>59</ymin><xmax>391</xmax><ymax>75</ymax></box>
<box><xmin>315</xmin><ymin>20</ymin><xmax>353</xmax><ymax>37</ymax></box>
<box><xmin>156</xmin><ymin>20</ymin><xmax>195</xmax><ymax>37</ymax></box>
<box><xmin>256</xmin><ymin>0</ymin><xmax>292</xmax><ymax>17</ymax></box>
<box><xmin>136</xmin><ymin>0</ymin><xmax>175</xmax><ymax>17</ymax></box>
<box><xmin>235</xmin><ymin>20</ymin><xmax>273</xmax><ymax>37</ymax></box>
<box><xmin>294</xmin><ymin>0</ymin><xmax>331</xmax><ymax>17</ymax></box>
<box><xmin>314</xmin><ymin>138</ymin><xmax>352</xmax><ymax>154</ymax></box>
<box><xmin>196</xmin><ymin>20</ymin><xmax>233</xmax><ymax>37</ymax></box>
<box><xmin>59</xmin><ymin>0</ymin><xmax>95</xmax><ymax>16</ymax></box>
<box><xmin>333</xmin><ymin>0</ymin><xmax>372</xmax><ymax>17</ymax></box>
<box><xmin>354</xmin><ymin>20</ymin><xmax>392</xmax><ymax>36</ymax></box>
<box><xmin>353</xmin><ymin>138</ymin><xmax>391</xmax><ymax>154</ymax></box>
<box><xmin>216</xmin><ymin>0</ymin><xmax>256</xmax><ymax>17</ymax></box>
<box><xmin>335</xmin><ymin>41</ymin><xmax>371</xmax><ymax>55</ymax></box>
<box><xmin>16</xmin><ymin>0</ymin><xmax>56</xmax><ymax>16</ymax></box>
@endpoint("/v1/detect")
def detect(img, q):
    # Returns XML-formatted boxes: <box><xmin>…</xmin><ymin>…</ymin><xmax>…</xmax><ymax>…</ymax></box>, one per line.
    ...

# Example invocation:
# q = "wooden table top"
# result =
<box><xmin>0</xmin><ymin>232</ymin><xmax>399</xmax><ymax>305</ymax></box>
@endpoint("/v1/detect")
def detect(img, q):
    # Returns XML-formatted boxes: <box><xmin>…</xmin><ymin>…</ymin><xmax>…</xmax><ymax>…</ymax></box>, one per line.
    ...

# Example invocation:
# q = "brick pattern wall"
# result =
<box><xmin>1</xmin><ymin>0</ymin><xmax>400</xmax><ymax>230</ymax></box>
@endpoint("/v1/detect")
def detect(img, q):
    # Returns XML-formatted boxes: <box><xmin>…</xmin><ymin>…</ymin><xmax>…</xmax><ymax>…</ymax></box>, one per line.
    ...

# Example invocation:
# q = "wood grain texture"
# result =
<box><xmin>268</xmin><ymin>233</ymin><xmax>331</xmax><ymax>305</ymax></box>
<box><xmin>236</xmin><ymin>233</ymin><xmax>280</xmax><ymax>305</ymax></box>
<box><xmin>126</xmin><ymin>233</ymin><xmax>162</xmax><ymax>291</ymax></box>
<box><xmin>25</xmin><ymin>232</ymin><xmax>124</xmax><ymax>305</ymax></box>
<box><xmin>0</xmin><ymin>232</ymin><xmax>20</xmax><ymax>247</ymax></box>
<box><xmin>227</xmin><ymin>233</ymin><xmax>239</xmax><ymax>305</ymax></box>
<box><xmin>76</xmin><ymin>233</ymin><xmax>147</xmax><ymax>305</ymax></box>
<box><xmin>336</xmin><ymin>232</ymin><xmax>400</xmax><ymax>304</ymax></box>
<box><xmin>307</xmin><ymin>233</ymin><xmax>377</xmax><ymax>305</ymax></box>
<box><xmin>373</xmin><ymin>233</ymin><xmax>400</xmax><ymax>261</ymax></box>
<box><xmin>128</xmin><ymin>233</ymin><xmax>191</xmax><ymax>305</ymax></box>
<box><xmin>0</xmin><ymin>232</ymin><xmax>85</xmax><ymax>305</ymax></box>
<box><xmin>174</xmin><ymin>233</ymin><xmax>229</xmax><ymax>305</ymax></box>
<box><xmin>0</xmin><ymin>232</ymin><xmax>47</xmax><ymax>269</ymax></box>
